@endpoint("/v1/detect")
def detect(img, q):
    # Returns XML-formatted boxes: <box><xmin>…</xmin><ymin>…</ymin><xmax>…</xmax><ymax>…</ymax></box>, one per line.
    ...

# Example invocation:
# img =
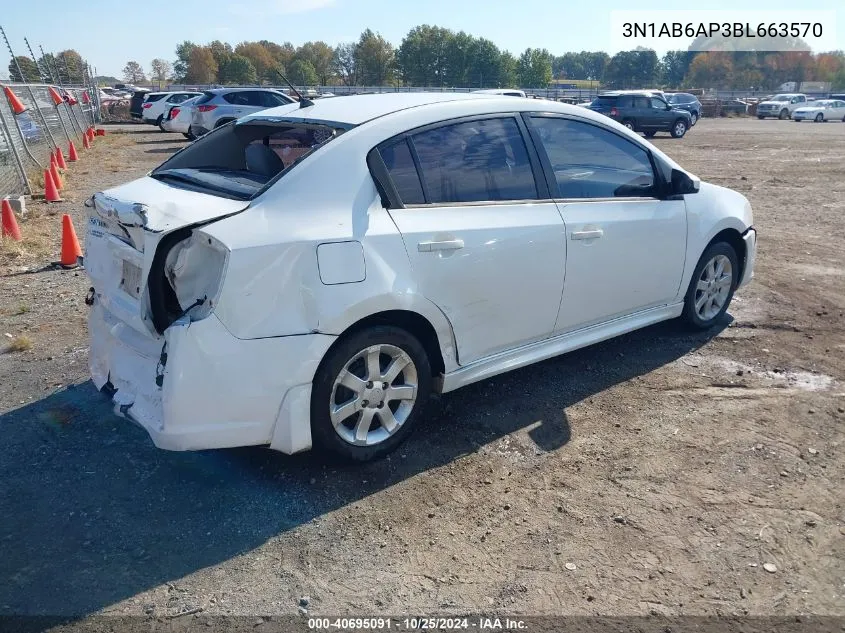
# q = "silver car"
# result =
<box><xmin>189</xmin><ymin>88</ymin><xmax>295</xmax><ymax>137</ymax></box>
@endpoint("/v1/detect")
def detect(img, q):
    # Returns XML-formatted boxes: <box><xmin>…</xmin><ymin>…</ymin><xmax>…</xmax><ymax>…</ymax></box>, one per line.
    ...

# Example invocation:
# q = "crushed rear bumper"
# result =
<box><xmin>89</xmin><ymin>301</ymin><xmax>335</xmax><ymax>453</ymax></box>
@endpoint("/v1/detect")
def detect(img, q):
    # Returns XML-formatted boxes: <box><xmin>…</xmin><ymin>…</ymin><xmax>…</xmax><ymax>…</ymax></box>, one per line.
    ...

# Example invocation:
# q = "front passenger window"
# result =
<box><xmin>529</xmin><ymin>116</ymin><xmax>656</xmax><ymax>199</ymax></box>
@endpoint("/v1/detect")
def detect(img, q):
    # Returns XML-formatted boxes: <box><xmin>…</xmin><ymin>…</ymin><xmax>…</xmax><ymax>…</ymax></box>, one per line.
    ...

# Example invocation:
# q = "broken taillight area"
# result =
<box><xmin>150</xmin><ymin>230</ymin><xmax>228</xmax><ymax>333</ymax></box>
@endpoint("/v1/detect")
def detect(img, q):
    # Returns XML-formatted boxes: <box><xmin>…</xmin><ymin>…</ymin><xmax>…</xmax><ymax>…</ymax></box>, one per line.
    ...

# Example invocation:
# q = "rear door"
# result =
<box><xmin>378</xmin><ymin>115</ymin><xmax>567</xmax><ymax>365</ymax></box>
<box><xmin>525</xmin><ymin>114</ymin><xmax>687</xmax><ymax>333</ymax></box>
<box><xmin>631</xmin><ymin>96</ymin><xmax>652</xmax><ymax>129</ymax></box>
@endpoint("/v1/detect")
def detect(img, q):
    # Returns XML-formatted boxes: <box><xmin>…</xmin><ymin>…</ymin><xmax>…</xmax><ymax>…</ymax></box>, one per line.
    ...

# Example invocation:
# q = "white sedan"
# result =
<box><xmin>792</xmin><ymin>99</ymin><xmax>845</xmax><ymax>122</ymax></box>
<box><xmin>161</xmin><ymin>95</ymin><xmax>202</xmax><ymax>138</ymax></box>
<box><xmin>85</xmin><ymin>93</ymin><xmax>756</xmax><ymax>462</ymax></box>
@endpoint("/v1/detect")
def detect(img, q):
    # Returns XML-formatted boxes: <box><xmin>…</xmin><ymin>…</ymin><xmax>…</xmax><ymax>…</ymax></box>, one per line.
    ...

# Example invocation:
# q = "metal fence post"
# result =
<box><xmin>0</xmin><ymin>98</ymin><xmax>32</xmax><ymax>195</ymax></box>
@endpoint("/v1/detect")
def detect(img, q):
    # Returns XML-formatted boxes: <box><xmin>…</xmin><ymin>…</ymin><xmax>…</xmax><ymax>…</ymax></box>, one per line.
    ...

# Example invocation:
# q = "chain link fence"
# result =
<box><xmin>0</xmin><ymin>82</ymin><xmax>98</xmax><ymax>196</ymax></box>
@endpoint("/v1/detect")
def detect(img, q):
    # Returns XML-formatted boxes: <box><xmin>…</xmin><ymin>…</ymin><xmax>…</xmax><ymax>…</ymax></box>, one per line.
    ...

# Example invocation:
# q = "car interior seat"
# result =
<box><xmin>245</xmin><ymin>139</ymin><xmax>285</xmax><ymax>178</ymax></box>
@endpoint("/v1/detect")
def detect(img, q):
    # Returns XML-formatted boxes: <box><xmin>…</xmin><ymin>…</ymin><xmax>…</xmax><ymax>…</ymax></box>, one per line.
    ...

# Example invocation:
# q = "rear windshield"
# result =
<box><xmin>194</xmin><ymin>92</ymin><xmax>215</xmax><ymax>105</ymax></box>
<box><xmin>151</xmin><ymin>121</ymin><xmax>346</xmax><ymax>200</ymax></box>
<box><xmin>145</xmin><ymin>94</ymin><xmax>167</xmax><ymax>103</ymax></box>
<box><xmin>591</xmin><ymin>96</ymin><xmax>616</xmax><ymax>106</ymax></box>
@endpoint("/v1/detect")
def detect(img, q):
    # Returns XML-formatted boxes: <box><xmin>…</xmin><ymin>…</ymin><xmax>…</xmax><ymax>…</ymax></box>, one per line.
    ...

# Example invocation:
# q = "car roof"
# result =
<box><xmin>241</xmin><ymin>92</ymin><xmax>504</xmax><ymax>126</ymax></box>
<box><xmin>597</xmin><ymin>91</ymin><xmax>656</xmax><ymax>97</ymax></box>
<box><xmin>206</xmin><ymin>87</ymin><xmax>286</xmax><ymax>94</ymax></box>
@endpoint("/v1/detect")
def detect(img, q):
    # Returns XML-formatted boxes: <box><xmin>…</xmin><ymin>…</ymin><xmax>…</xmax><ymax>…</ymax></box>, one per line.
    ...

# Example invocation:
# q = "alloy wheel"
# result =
<box><xmin>330</xmin><ymin>344</ymin><xmax>418</xmax><ymax>446</ymax></box>
<box><xmin>694</xmin><ymin>254</ymin><xmax>733</xmax><ymax>321</ymax></box>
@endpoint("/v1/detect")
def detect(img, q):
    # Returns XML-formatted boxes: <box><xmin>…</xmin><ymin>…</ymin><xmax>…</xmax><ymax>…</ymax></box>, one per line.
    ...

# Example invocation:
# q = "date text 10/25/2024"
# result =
<box><xmin>308</xmin><ymin>617</ymin><xmax>528</xmax><ymax>630</ymax></box>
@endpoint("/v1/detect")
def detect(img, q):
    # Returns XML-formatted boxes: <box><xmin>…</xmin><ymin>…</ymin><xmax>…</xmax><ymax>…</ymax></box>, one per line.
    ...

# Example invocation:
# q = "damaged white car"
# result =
<box><xmin>85</xmin><ymin>92</ymin><xmax>757</xmax><ymax>461</ymax></box>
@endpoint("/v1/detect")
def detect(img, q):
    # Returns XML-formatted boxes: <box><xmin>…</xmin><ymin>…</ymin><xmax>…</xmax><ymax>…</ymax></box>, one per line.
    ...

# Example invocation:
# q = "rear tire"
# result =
<box><xmin>670</xmin><ymin>119</ymin><xmax>687</xmax><ymax>138</ymax></box>
<box><xmin>621</xmin><ymin>119</ymin><xmax>635</xmax><ymax>131</ymax></box>
<box><xmin>156</xmin><ymin>114</ymin><xmax>164</xmax><ymax>131</ymax></box>
<box><xmin>681</xmin><ymin>242</ymin><xmax>739</xmax><ymax>330</ymax></box>
<box><xmin>310</xmin><ymin>326</ymin><xmax>432</xmax><ymax>462</ymax></box>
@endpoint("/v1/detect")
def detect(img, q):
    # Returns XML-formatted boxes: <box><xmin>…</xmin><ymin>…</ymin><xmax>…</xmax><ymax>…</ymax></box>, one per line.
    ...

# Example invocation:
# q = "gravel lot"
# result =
<box><xmin>1</xmin><ymin>118</ymin><xmax>843</xmax><ymax>624</ymax></box>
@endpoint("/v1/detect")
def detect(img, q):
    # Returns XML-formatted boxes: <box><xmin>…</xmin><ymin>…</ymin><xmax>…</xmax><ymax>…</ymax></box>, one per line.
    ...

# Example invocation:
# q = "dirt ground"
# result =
<box><xmin>1</xmin><ymin>118</ymin><xmax>843</xmax><ymax>624</ymax></box>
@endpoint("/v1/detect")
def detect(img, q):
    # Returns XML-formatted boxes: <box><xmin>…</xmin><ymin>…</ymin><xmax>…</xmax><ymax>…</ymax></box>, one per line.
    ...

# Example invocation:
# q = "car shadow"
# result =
<box><xmin>0</xmin><ymin>316</ymin><xmax>727</xmax><ymax>623</ymax></box>
<box><xmin>144</xmin><ymin>147</ymin><xmax>180</xmax><ymax>155</ymax></box>
<box><xmin>136</xmin><ymin>138</ymin><xmax>182</xmax><ymax>144</ymax></box>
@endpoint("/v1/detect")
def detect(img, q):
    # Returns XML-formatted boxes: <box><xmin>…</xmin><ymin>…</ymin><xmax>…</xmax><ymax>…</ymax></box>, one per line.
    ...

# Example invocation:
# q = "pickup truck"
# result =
<box><xmin>756</xmin><ymin>94</ymin><xmax>807</xmax><ymax>120</ymax></box>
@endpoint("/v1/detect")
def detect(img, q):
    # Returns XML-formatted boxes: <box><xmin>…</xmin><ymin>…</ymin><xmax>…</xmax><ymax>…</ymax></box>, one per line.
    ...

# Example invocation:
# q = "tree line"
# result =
<box><xmin>8</xmin><ymin>50</ymin><xmax>88</xmax><ymax>84</ymax></box>
<box><xmin>139</xmin><ymin>29</ymin><xmax>845</xmax><ymax>91</ymax></box>
<box><xmin>11</xmin><ymin>27</ymin><xmax>844</xmax><ymax>92</ymax></box>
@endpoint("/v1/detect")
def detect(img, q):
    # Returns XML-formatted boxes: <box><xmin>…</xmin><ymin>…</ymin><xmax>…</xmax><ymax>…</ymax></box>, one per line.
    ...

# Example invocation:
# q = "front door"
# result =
<box><xmin>380</xmin><ymin>116</ymin><xmax>567</xmax><ymax>365</ymax></box>
<box><xmin>526</xmin><ymin>114</ymin><xmax>687</xmax><ymax>333</ymax></box>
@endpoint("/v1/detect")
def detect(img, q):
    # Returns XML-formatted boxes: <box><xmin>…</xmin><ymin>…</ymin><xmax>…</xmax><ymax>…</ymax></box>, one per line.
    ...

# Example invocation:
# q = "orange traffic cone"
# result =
<box><xmin>3</xmin><ymin>86</ymin><xmax>27</xmax><ymax>115</ymax></box>
<box><xmin>81</xmin><ymin>91</ymin><xmax>90</xmax><ymax>104</ymax></box>
<box><xmin>1</xmin><ymin>199</ymin><xmax>22</xmax><ymax>240</ymax></box>
<box><xmin>55</xmin><ymin>146</ymin><xmax>67</xmax><ymax>170</ymax></box>
<box><xmin>50</xmin><ymin>160</ymin><xmax>64</xmax><ymax>190</ymax></box>
<box><xmin>60</xmin><ymin>214</ymin><xmax>82</xmax><ymax>267</ymax></box>
<box><xmin>48</xmin><ymin>86</ymin><xmax>64</xmax><ymax>106</ymax></box>
<box><xmin>68</xmin><ymin>141</ymin><xmax>79</xmax><ymax>161</ymax></box>
<box><xmin>87</xmin><ymin>128</ymin><xmax>95</xmax><ymax>144</ymax></box>
<box><xmin>96</xmin><ymin>129</ymin><xmax>105</xmax><ymax>136</ymax></box>
<box><xmin>44</xmin><ymin>170</ymin><xmax>61</xmax><ymax>202</ymax></box>
<box><xmin>82</xmin><ymin>133</ymin><xmax>91</xmax><ymax>149</ymax></box>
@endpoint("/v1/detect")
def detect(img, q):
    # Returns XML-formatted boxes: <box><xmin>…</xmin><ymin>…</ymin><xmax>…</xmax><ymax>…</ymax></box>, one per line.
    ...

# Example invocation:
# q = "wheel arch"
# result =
<box><xmin>327</xmin><ymin>309</ymin><xmax>448</xmax><ymax>381</ymax></box>
<box><xmin>705</xmin><ymin>228</ymin><xmax>747</xmax><ymax>284</ymax></box>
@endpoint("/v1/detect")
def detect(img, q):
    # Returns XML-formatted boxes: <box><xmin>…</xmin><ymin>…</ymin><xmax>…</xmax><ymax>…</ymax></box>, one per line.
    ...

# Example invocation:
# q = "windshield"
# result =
<box><xmin>151</xmin><ymin>120</ymin><xmax>346</xmax><ymax>200</ymax></box>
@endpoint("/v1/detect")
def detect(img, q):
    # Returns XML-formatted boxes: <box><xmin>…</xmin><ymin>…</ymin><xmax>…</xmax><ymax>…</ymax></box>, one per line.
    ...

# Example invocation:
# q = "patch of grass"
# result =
<box><xmin>5</xmin><ymin>334</ymin><xmax>32</xmax><ymax>353</ymax></box>
<box><xmin>16</xmin><ymin>303</ymin><xmax>30</xmax><ymax>315</ymax></box>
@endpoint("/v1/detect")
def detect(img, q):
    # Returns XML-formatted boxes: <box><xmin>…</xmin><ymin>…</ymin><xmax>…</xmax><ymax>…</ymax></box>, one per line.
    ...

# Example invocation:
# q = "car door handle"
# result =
<box><xmin>418</xmin><ymin>239</ymin><xmax>465</xmax><ymax>252</ymax></box>
<box><xmin>571</xmin><ymin>229</ymin><xmax>604</xmax><ymax>240</ymax></box>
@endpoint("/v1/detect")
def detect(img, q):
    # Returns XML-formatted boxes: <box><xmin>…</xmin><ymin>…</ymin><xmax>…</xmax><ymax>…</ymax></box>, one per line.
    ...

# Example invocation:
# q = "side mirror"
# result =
<box><xmin>665</xmin><ymin>104</ymin><xmax>672</xmax><ymax>110</ymax></box>
<box><xmin>670</xmin><ymin>168</ymin><xmax>699</xmax><ymax>196</ymax></box>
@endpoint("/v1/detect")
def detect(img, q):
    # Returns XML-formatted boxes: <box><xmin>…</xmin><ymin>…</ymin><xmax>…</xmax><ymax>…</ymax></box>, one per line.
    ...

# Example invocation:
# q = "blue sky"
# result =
<box><xmin>2</xmin><ymin>0</ymin><xmax>843</xmax><ymax>77</ymax></box>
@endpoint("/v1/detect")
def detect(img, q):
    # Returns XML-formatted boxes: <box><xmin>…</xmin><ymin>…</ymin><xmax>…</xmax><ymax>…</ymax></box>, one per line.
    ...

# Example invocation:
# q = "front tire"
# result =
<box><xmin>779</xmin><ymin>108</ymin><xmax>790</xmax><ymax>120</ymax></box>
<box><xmin>681</xmin><ymin>242</ymin><xmax>739</xmax><ymax>330</ymax></box>
<box><xmin>670</xmin><ymin>119</ymin><xmax>688</xmax><ymax>138</ymax></box>
<box><xmin>757</xmin><ymin>115</ymin><xmax>765</xmax><ymax>119</ymax></box>
<box><xmin>815</xmin><ymin>113</ymin><xmax>824</xmax><ymax>122</ymax></box>
<box><xmin>310</xmin><ymin>326</ymin><xmax>432</xmax><ymax>462</ymax></box>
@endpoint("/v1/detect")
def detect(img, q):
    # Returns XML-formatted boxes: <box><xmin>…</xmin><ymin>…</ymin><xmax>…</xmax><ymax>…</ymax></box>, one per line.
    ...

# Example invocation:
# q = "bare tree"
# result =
<box><xmin>150</xmin><ymin>58</ymin><xmax>172</xmax><ymax>89</ymax></box>
<box><xmin>122</xmin><ymin>61</ymin><xmax>146</xmax><ymax>84</ymax></box>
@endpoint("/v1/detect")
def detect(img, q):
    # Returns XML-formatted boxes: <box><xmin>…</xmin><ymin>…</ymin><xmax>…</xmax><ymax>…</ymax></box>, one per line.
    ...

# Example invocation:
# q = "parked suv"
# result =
<box><xmin>190</xmin><ymin>88</ymin><xmax>295</xmax><ymax>137</ymax></box>
<box><xmin>666</xmin><ymin>93</ymin><xmax>702</xmax><ymax>125</ymax></box>
<box><xmin>142</xmin><ymin>91</ymin><xmax>202</xmax><ymax>129</ymax></box>
<box><xmin>756</xmin><ymin>93</ymin><xmax>807</xmax><ymax>119</ymax></box>
<box><xmin>587</xmin><ymin>91</ymin><xmax>693</xmax><ymax>138</ymax></box>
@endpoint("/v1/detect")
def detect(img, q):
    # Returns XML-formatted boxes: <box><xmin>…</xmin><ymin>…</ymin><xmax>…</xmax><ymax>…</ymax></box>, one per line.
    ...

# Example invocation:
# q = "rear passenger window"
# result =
<box><xmin>617</xmin><ymin>96</ymin><xmax>632</xmax><ymax>108</ymax></box>
<box><xmin>409</xmin><ymin>117</ymin><xmax>537</xmax><ymax>204</ymax></box>
<box><xmin>379</xmin><ymin>140</ymin><xmax>425</xmax><ymax>205</ymax></box>
<box><xmin>530</xmin><ymin>117</ymin><xmax>656</xmax><ymax>199</ymax></box>
<box><xmin>223</xmin><ymin>92</ymin><xmax>249</xmax><ymax>105</ymax></box>
<box><xmin>633</xmin><ymin>97</ymin><xmax>650</xmax><ymax>108</ymax></box>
